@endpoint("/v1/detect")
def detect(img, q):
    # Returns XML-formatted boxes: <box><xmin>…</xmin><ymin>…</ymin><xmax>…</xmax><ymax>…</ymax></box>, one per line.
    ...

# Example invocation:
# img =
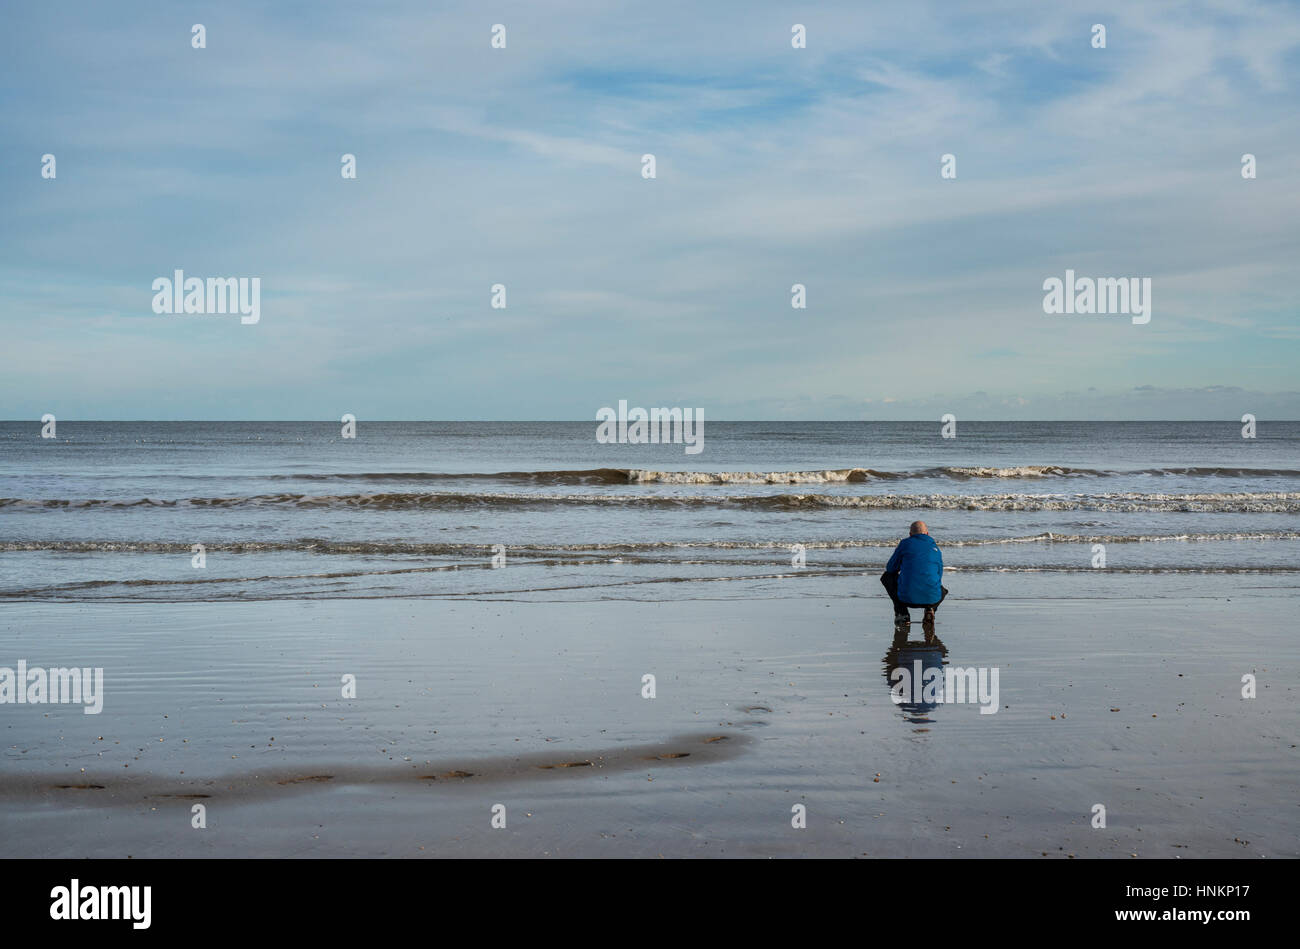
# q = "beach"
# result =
<box><xmin>2</xmin><ymin>420</ymin><xmax>1297</xmax><ymax>858</ymax></box>
<box><xmin>4</xmin><ymin>0</ymin><xmax>1300</xmax><ymax>888</ymax></box>
<box><xmin>2</xmin><ymin>574</ymin><xmax>1295</xmax><ymax>858</ymax></box>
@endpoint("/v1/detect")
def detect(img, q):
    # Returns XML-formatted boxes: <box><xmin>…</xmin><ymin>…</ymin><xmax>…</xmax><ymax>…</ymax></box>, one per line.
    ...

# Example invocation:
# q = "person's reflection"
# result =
<box><xmin>882</xmin><ymin>626</ymin><xmax>949</xmax><ymax>723</ymax></box>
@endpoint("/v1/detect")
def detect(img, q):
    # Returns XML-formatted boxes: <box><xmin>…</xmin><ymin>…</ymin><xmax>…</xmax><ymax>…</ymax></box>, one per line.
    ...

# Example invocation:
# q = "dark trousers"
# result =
<box><xmin>881</xmin><ymin>572</ymin><xmax>947</xmax><ymax>615</ymax></box>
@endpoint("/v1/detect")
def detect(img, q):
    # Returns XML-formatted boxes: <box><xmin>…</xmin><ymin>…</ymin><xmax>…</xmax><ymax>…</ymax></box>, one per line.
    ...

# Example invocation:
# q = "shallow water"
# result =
<box><xmin>3</xmin><ymin>421</ymin><xmax>1298</xmax><ymax>601</ymax></box>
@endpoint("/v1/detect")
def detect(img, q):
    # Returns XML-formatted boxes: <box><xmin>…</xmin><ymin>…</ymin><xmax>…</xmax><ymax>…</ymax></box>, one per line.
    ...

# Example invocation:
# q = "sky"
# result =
<box><xmin>1</xmin><ymin>0</ymin><xmax>1298</xmax><ymax>420</ymax></box>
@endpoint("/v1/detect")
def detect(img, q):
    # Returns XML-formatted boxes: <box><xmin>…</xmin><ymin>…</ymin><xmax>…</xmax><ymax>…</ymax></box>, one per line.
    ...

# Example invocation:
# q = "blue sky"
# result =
<box><xmin>1</xmin><ymin>0</ymin><xmax>1298</xmax><ymax>419</ymax></box>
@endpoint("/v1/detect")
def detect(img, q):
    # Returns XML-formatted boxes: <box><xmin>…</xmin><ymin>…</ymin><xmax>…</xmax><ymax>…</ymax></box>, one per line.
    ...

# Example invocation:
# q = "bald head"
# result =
<box><xmin>909</xmin><ymin>520</ymin><xmax>929</xmax><ymax>536</ymax></box>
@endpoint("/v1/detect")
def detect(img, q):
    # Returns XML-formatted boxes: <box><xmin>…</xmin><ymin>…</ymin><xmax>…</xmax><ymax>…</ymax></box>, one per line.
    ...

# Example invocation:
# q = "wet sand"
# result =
<box><xmin>1</xmin><ymin>577</ymin><xmax>1296</xmax><ymax>857</ymax></box>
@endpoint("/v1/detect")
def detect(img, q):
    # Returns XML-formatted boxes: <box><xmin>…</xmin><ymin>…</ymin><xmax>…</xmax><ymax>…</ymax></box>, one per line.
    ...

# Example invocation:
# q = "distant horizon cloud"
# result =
<box><xmin>9</xmin><ymin>383</ymin><xmax>1299</xmax><ymax>422</ymax></box>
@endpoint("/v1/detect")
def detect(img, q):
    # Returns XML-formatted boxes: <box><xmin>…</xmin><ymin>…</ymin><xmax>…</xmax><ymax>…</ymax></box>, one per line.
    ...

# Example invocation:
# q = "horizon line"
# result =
<box><xmin>6</xmin><ymin>419</ymin><xmax>1296</xmax><ymax>425</ymax></box>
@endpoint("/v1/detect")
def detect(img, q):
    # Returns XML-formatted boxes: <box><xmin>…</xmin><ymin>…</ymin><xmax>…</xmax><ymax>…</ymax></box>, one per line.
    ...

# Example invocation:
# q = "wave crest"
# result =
<box><xmin>251</xmin><ymin>464</ymin><xmax>1300</xmax><ymax>484</ymax></box>
<box><xmin>4</xmin><ymin>490</ymin><xmax>1300</xmax><ymax>513</ymax></box>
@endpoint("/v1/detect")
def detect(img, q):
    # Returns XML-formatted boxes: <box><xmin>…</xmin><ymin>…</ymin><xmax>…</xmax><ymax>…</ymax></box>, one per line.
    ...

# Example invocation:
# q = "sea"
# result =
<box><xmin>2</xmin><ymin>420</ymin><xmax>1298</xmax><ymax>603</ymax></box>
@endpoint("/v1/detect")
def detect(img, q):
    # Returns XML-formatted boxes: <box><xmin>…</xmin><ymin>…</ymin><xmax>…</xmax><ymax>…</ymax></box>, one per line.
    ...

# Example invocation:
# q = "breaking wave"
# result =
<box><xmin>6</xmin><ymin>491</ymin><xmax>1299</xmax><ymax>513</ymax></box>
<box><xmin>249</xmin><ymin>465</ymin><xmax>1300</xmax><ymax>485</ymax></box>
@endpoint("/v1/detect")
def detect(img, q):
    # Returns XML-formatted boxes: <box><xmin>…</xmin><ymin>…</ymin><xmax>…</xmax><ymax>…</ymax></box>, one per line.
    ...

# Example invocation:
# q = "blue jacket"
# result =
<box><xmin>885</xmin><ymin>534</ymin><xmax>944</xmax><ymax>606</ymax></box>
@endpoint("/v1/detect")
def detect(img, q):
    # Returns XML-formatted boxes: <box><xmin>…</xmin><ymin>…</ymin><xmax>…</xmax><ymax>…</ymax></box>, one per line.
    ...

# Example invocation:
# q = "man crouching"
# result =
<box><xmin>881</xmin><ymin>520</ymin><xmax>948</xmax><ymax>630</ymax></box>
